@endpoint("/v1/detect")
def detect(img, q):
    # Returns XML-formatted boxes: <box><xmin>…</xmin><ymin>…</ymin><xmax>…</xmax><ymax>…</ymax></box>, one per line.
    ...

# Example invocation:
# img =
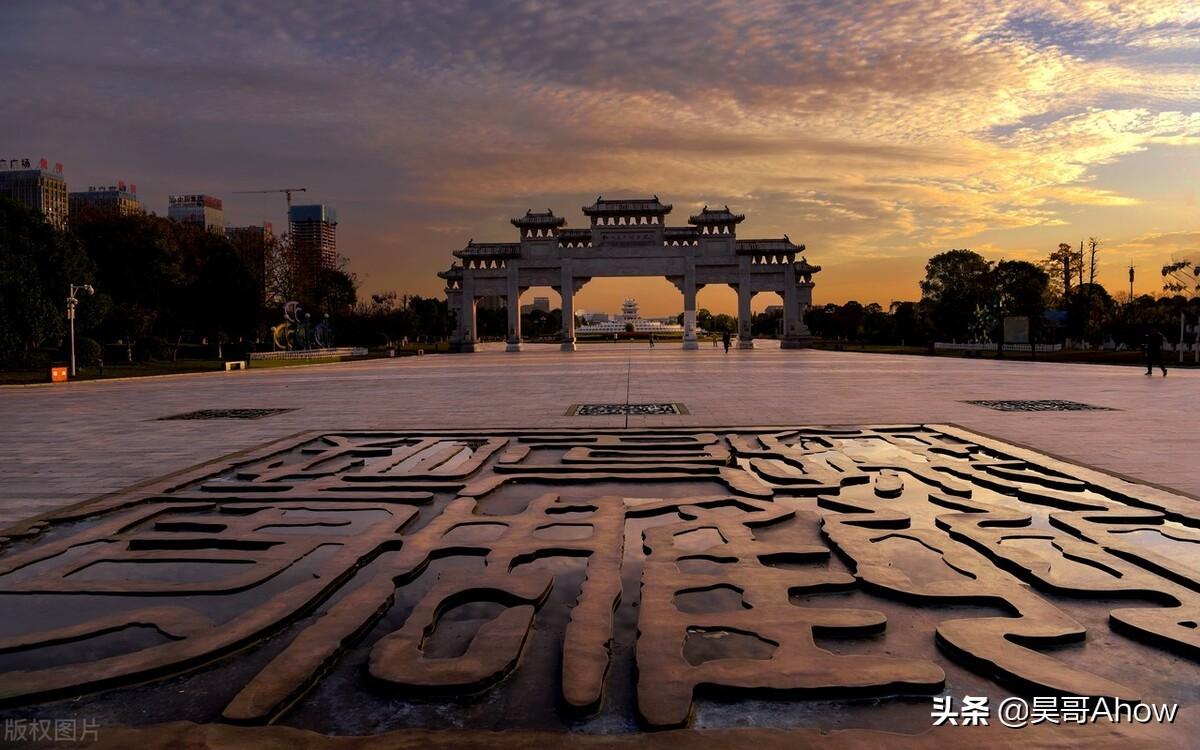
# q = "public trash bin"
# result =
<box><xmin>49</xmin><ymin>366</ymin><xmax>68</xmax><ymax>383</ymax></box>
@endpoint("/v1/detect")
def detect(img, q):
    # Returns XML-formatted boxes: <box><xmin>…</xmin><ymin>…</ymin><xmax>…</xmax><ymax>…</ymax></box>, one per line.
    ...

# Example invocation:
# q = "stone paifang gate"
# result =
<box><xmin>438</xmin><ymin>196</ymin><xmax>821</xmax><ymax>352</ymax></box>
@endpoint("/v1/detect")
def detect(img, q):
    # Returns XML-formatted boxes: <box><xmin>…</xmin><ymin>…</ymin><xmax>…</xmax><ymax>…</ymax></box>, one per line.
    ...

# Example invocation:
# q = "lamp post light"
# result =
<box><xmin>67</xmin><ymin>283</ymin><xmax>95</xmax><ymax>377</ymax></box>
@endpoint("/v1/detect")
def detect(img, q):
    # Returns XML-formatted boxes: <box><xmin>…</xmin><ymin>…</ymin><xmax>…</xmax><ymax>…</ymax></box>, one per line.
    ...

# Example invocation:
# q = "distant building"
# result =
<box><xmin>520</xmin><ymin>296</ymin><xmax>551</xmax><ymax>315</ymax></box>
<box><xmin>226</xmin><ymin>222</ymin><xmax>273</xmax><ymax>302</ymax></box>
<box><xmin>69</xmin><ymin>182</ymin><xmax>143</xmax><ymax>223</ymax></box>
<box><xmin>288</xmin><ymin>204</ymin><xmax>338</xmax><ymax>300</ymax></box>
<box><xmin>289</xmin><ymin>204</ymin><xmax>338</xmax><ymax>268</ymax></box>
<box><xmin>168</xmin><ymin>194</ymin><xmax>225</xmax><ymax>233</ymax></box>
<box><xmin>0</xmin><ymin>158</ymin><xmax>68</xmax><ymax>230</ymax></box>
<box><xmin>764</xmin><ymin>305</ymin><xmax>784</xmax><ymax>316</ymax></box>
<box><xmin>478</xmin><ymin>295</ymin><xmax>505</xmax><ymax>311</ymax></box>
<box><xmin>576</xmin><ymin>298</ymin><xmax>684</xmax><ymax>335</ymax></box>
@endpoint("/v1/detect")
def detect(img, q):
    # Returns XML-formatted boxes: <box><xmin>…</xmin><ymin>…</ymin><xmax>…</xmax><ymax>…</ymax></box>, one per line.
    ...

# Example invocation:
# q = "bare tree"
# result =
<box><xmin>264</xmin><ymin>232</ymin><xmax>299</xmax><ymax>305</ymax></box>
<box><xmin>1087</xmin><ymin>237</ymin><xmax>1100</xmax><ymax>287</ymax></box>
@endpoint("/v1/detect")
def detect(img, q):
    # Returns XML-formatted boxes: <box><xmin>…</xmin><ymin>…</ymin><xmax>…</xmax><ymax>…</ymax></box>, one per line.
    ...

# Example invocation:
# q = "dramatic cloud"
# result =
<box><xmin>2</xmin><ymin>0</ymin><xmax>1197</xmax><ymax>311</ymax></box>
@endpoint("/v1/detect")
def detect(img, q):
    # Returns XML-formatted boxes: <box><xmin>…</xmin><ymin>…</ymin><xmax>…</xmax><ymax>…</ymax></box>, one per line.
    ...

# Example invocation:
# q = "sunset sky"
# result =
<box><xmin>3</xmin><ymin>1</ymin><xmax>1198</xmax><ymax>315</ymax></box>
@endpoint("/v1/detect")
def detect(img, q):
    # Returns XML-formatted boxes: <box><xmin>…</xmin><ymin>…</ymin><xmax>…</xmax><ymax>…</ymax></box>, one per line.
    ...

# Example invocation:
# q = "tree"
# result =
<box><xmin>0</xmin><ymin>198</ymin><xmax>99</xmax><ymax>365</ymax></box>
<box><xmin>751</xmin><ymin>308</ymin><xmax>782</xmax><ymax>336</ymax></box>
<box><xmin>316</xmin><ymin>268</ymin><xmax>358</xmax><ymax>316</ymax></box>
<box><xmin>861</xmin><ymin>302</ymin><xmax>894</xmax><ymax>343</ymax></box>
<box><xmin>264</xmin><ymin>233</ymin><xmax>300</xmax><ymax>306</ymax></box>
<box><xmin>919</xmin><ymin>249</ymin><xmax>991</xmax><ymax>341</ymax></box>
<box><xmin>1081</xmin><ymin>237</ymin><xmax>1102</xmax><ymax>339</ymax></box>
<box><xmin>834</xmin><ymin>300</ymin><xmax>866</xmax><ymax>341</ymax></box>
<box><xmin>709</xmin><ymin>313</ymin><xmax>737</xmax><ymax>333</ymax></box>
<box><xmin>176</xmin><ymin>225</ymin><xmax>261</xmax><ymax>342</ymax></box>
<box><xmin>73</xmin><ymin>212</ymin><xmax>184</xmax><ymax>344</ymax></box>
<box><xmin>994</xmin><ymin>260</ymin><xmax>1049</xmax><ymax>321</ymax></box>
<box><xmin>1066</xmin><ymin>283</ymin><xmax>1113</xmax><ymax>344</ymax></box>
<box><xmin>888</xmin><ymin>301</ymin><xmax>927</xmax><ymax>345</ymax></box>
<box><xmin>804</xmin><ymin>303</ymin><xmax>840</xmax><ymax>338</ymax></box>
<box><xmin>1044</xmin><ymin>242</ymin><xmax>1083</xmax><ymax>305</ymax></box>
<box><xmin>987</xmin><ymin>260</ymin><xmax>1049</xmax><ymax>347</ymax></box>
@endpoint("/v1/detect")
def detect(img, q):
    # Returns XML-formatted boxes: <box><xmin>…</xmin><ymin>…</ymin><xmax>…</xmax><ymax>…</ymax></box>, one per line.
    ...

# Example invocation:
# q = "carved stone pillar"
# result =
<box><xmin>560</xmin><ymin>262</ymin><xmax>576</xmax><ymax>352</ymax></box>
<box><xmin>682</xmin><ymin>262</ymin><xmax>698</xmax><ymax>350</ymax></box>
<box><xmin>460</xmin><ymin>266</ymin><xmax>478</xmax><ymax>353</ymax></box>
<box><xmin>797</xmin><ymin>281</ymin><xmax>814</xmax><ymax>338</ymax></box>
<box><xmin>737</xmin><ymin>256</ymin><xmax>754</xmax><ymax>349</ymax></box>
<box><xmin>505</xmin><ymin>261</ymin><xmax>522</xmax><ymax>352</ymax></box>
<box><xmin>447</xmin><ymin>286</ymin><xmax>464</xmax><ymax>351</ymax></box>
<box><xmin>781</xmin><ymin>258</ymin><xmax>812</xmax><ymax>349</ymax></box>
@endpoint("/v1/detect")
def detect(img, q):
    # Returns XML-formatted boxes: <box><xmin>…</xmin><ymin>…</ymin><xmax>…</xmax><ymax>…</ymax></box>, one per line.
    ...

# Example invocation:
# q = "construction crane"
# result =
<box><xmin>231</xmin><ymin>187</ymin><xmax>308</xmax><ymax>211</ymax></box>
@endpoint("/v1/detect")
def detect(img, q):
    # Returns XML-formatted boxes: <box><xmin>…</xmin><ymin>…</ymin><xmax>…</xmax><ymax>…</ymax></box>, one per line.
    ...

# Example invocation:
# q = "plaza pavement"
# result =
<box><xmin>0</xmin><ymin>341</ymin><xmax>1194</xmax><ymax>529</ymax></box>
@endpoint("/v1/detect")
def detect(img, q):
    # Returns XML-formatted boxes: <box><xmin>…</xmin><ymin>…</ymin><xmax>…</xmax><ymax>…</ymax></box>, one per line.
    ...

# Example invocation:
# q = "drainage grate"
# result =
<box><xmin>159</xmin><ymin>408</ymin><xmax>295</xmax><ymax>421</ymax></box>
<box><xmin>964</xmin><ymin>400</ymin><xmax>1115</xmax><ymax>412</ymax></box>
<box><xmin>568</xmin><ymin>403</ymin><xmax>689</xmax><ymax>416</ymax></box>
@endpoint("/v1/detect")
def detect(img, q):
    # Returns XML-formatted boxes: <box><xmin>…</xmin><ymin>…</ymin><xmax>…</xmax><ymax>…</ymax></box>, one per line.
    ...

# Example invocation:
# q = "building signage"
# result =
<box><xmin>596</xmin><ymin>230</ymin><xmax>658</xmax><ymax>248</ymax></box>
<box><xmin>2</xmin><ymin>157</ymin><xmax>62</xmax><ymax>173</ymax></box>
<box><xmin>169</xmin><ymin>194</ymin><xmax>223</xmax><ymax>209</ymax></box>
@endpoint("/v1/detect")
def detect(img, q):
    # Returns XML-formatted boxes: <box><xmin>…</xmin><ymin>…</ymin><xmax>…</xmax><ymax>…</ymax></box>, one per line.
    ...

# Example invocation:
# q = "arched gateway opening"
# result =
<box><xmin>438</xmin><ymin>196</ymin><xmax>820</xmax><ymax>352</ymax></box>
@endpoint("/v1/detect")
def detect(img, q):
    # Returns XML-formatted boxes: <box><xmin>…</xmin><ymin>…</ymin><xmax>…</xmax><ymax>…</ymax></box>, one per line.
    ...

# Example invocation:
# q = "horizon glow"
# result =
<box><xmin>2</xmin><ymin>1</ymin><xmax>1197</xmax><ymax>315</ymax></box>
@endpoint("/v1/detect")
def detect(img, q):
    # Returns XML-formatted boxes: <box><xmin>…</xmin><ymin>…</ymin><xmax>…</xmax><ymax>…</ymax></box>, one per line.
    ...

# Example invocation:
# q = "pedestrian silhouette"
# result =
<box><xmin>649</xmin><ymin>333</ymin><xmax>655</xmax><ymax>348</ymax></box>
<box><xmin>1144</xmin><ymin>329</ymin><xmax>1167</xmax><ymax>377</ymax></box>
<box><xmin>722</xmin><ymin>331</ymin><xmax>731</xmax><ymax>353</ymax></box>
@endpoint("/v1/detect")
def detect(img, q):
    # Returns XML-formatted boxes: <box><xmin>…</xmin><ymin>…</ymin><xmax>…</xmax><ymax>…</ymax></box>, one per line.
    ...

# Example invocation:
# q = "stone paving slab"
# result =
<box><xmin>1</xmin><ymin>423</ymin><xmax>1198</xmax><ymax>745</ymax></box>
<box><xmin>0</xmin><ymin>343</ymin><xmax>1195</xmax><ymax>529</ymax></box>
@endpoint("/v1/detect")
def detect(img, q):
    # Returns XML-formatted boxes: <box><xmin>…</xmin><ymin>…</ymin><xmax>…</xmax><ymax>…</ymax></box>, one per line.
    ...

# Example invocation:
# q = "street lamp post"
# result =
<box><xmin>67</xmin><ymin>283</ymin><xmax>95</xmax><ymax>377</ymax></box>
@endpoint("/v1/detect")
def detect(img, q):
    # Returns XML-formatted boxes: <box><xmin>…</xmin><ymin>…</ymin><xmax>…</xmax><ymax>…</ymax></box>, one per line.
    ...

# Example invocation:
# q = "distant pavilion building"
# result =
<box><xmin>439</xmin><ymin>196</ymin><xmax>819</xmax><ymax>352</ymax></box>
<box><xmin>576</xmin><ymin>298</ymin><xmax>684</xmax><ymax>335</ymax></box>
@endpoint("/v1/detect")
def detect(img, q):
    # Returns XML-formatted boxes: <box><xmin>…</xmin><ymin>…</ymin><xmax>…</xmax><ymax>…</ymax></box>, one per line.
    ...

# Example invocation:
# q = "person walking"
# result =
<box><xmin>649</xmin><ymin>333</ymin><xmax>655</xmax><ymax>348</ymax></box>
<box><xmin>1144</xmin><ymin>328</ymin><xmax>1167</xmax><ymax>376</ymax></box>
<box><xmin>722</xmin><ymin>330</ymin><xmax>731</xmax><ymax>353</ymax></box>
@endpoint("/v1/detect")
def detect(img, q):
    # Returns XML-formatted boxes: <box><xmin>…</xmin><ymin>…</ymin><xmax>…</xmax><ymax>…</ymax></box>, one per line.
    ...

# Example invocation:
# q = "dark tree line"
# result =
<box><xmin>338</xmin><ymin>291</ymin><xmax>453</xmax><ymax>347</ymax></box>
<box><xmin>7</xmin><ymin>200</ymin><xmax>1193</xmax><ymax>368</ymax></box>
<box><xmin>806</xmin><ymin>247</ymin><xmax>1197</xmax><ymax>349</ymax></box>
<box><xmin>1</xmin><ymin>199</ymin><xmax>97</xmax><ymax>364</ymax></box>
<box><xmin>0</xmin><ymin>198</ymin><xmax>357</xmax><ymax>368</ymax></box>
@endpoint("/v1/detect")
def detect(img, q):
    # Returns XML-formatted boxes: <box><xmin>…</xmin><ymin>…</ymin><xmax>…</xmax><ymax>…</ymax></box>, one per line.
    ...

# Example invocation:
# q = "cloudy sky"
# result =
<box><xmin>3</xmin><ymin>1</ymin><xmax>1198</xmax><ymax>315</ymax></box>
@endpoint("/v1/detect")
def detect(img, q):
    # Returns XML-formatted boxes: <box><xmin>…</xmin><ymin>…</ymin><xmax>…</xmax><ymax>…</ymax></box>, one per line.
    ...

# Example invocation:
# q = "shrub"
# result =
<box><xmin>73</xmin><ymin>337</ymin><xmax>102</xmax><ymax>367</ymax></box>
<box><xmin>25</xmin><ymin>349</ymin><xmax>53</xmax><ymax>370</ymax></box>
<box><xmin>137</xmin><ymin>335</ymin><xmax>169</xmax><ymax>361</ymax></box>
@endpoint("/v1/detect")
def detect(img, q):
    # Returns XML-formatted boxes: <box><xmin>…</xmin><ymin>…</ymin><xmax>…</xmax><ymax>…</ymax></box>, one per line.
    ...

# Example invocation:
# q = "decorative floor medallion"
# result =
<box><xmin>568</xmin><ymin>403</ymin><xmax>688</xmax><ymax>416</ymax></box>
<box><xmin>964</xmin><ymin>400</ymin><xmax>1116</xmax><ymax>412</ymax></box>
<box><xmin>158</xmin><ymin>408</ymin><xmax>295</xmax><ymax>421</ymax></box>
<box><xmin>0</xmin><ymin>425</ymin><xmax>1197</xmax><ymax>745</ymax></box>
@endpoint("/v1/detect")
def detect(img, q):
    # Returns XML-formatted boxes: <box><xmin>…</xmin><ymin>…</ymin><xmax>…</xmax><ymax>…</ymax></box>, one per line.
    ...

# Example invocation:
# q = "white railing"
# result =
<box><xmin>249</xmin><ymin>347</ymin><xmax>367</xmax><ymax>361</ymax></box>
<box><xmin>934</xmin><ymin>342</ymin><xmax>1063</xmax><ymax>352</ymax></box>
